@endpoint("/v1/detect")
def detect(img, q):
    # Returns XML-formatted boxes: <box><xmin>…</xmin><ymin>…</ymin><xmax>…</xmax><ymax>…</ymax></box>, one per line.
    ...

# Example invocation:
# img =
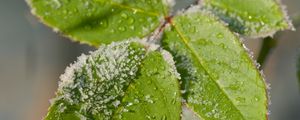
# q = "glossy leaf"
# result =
<box><xmin>27</xmin><ymin>0</ymin><xmax>173</xmax><ymax>46</ymax></box>
<box><xmin>162</xmin><ymin>7</ymin><xmax>268</xmax><ymax>120</ymax></box>
<box><xmin>45</xmin><ymin>40</ymin><xmax>181</xmax><ymax>120</ymax></box>
<box><xmin>201</xmin><ymin>0</ymin><xmax>293</xmax><ymax>37</ymax></box>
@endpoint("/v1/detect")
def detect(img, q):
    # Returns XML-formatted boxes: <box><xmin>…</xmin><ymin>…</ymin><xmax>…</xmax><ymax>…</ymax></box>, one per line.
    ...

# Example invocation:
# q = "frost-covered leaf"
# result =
<box><xmin>27</xmin><ymin>0</ymin><xmax>174</xmax><ymax>46</ymax></box>
<box><xmin>162</xmin><ymin>7</ymin><xmax>268</xmax><ymax>120</ymax></box>
<box><xmin>201</xmin><ymin>0</ymin><xmax>293</xmax><ymax>37</ymax></box>
<box><xmin>45</xmin><ymin>40</ymin><xmax>181</xmax><ymax>120</ymax></box>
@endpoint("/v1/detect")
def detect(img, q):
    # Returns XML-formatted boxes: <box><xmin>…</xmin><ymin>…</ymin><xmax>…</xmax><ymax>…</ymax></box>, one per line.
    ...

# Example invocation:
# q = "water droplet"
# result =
<box><xmin>52</xmin><ymin>0</ymin><xmax>61</xmax><ymax>9</ymax></box>
<box><xmin>128</xmin><ymin>17</ymin><xmax>135</xmax><ymax>24</ymax></box>
<box><xmin>122</xmin><ymin>108</ymin><xmax>129</xmax><ymax>112</ymax></box>
<box><xmin>133</xmin><ymin>9</ymin><xmax>138</xmax><ymax>14</ymax></box>
<box><xmin>181</xmin><ymin>90</ymin><xmax>186</xmax><ymax>94</ymax></box>
<box><xmin>190</xmin><ymin>26</ymin><xmax>196</xmax><ymax>33</ymax></box>
<box><xmin>84</xmin><ymin>1</ymin><xmax>90</xmax><ymax>8</ymax></box>
<box><xmin>239</xmin><ymin>81</ymin><xmax>244</xmax><ymax>85</ymax></box>
<box><xmin>147</xmin><ymin>17</ymin><xmax>153</xmax><ymax>22</ymax></box>
<box><xmin>216</xmin><ymin>33</ymin><xmax>224</xmax><ymax>39</ymax></box>
<box><xmin>248</xmin><ymin>15</ymin><xmax>253</xmax><ymax>20</ymax></box>
<box><xmin>134</xmin><ymin>99</ymin><xmax>140</xmax><ymax>103</ymax></box>
<box><xmin>161</xmin><ymin>116</ymin><xmax>167</xmax><ymax>120</ymax></box>
<box><xmin>73</xmin><ymin>8</ymin><xmax>78</xmax><ymax>13</ymax></box>
<box><xmin>138</xmin><ymin>18</ymin><xmax>145</xmax><ymax>22</ymax></box>
<box><xmin>44</xmin><ymin>12</ymin><xmax>50</xmax><ymax>16</ymax></box>
<box><xmin>121</xmin><ymin>13</ymin><xmax>128</xmax><ymax>19</ymax></box>
<box><xmin>145</xmin><ymin>95</ymin><xmax>154</xmax><ymax>103</ymax></box>
<box><xmin>129</xmin><ymin>26</ymin><xmax>135</xmax><ymax>30</ymax></box>
<box><xmin>228</xmin><ymin>84</ymin><xmax>239</xmax><ymax>90</ymax></box>
<box><xmin>62</xmin><ymin>10</ymin><xmax>68</xmax><ymax>14</ymax></box>
<box><xmin>99</xmin><ymin>19</ymin><xmax>108</xmax><ymax>28</ymax></box>
<box><xmin>260</xmin><ymin>21</ymin><xmax>265</xmax><ymax>25</ymax></box>
<box><xmin>236</xmin><ymin>97</ymin><xmax>245</xmax><ymax>103</ymax></box>
<box><xmin>146</xmin><ymin>115</ymin><xmax>151</xmax><ymax>120</ymax></box>
<box><xmin>118</xmin><ymin>27</ymin><xmax>126</xmax><ymax>32</ymax></box>
<box><xmin>110</xmin><ymin>29</ymin><xmax>115</xmax><ymax>33</ymax></box>
<box><xmin>254</xmin><ymin>96</ymin><xmax>259</xmax><ymax>101</ymax></box>
<box><xmin>126</xmin><ymin>102</ymin><xmax>133</xmax><ymax>107</ymax></box>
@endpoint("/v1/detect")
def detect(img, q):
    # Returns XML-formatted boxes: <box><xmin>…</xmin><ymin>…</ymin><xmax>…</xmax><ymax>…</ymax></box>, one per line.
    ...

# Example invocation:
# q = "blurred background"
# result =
<box><xmin>0</xmin><ymin>0</ymin><xmax>299</xmax><ymax>120</ymax></box>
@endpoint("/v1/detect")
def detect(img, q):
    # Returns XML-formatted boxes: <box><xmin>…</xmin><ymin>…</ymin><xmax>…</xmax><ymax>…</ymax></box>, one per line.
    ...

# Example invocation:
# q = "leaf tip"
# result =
<box><xmin>274</xmin><ymin>0</ymin><xmax>295</xmax><ymax>30</ymax></box>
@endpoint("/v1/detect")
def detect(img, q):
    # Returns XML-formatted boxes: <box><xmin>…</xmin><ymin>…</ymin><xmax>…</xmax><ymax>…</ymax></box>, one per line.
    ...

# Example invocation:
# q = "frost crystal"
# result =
<box><xmin>161</xmin><ymin>50</ymin><xmax>181</xmax><ymax>79</ymax></box>
<box><xmin>56</xmin><ymin>40</ymin><xmax>146</xmax><ymax>119</ymax></box>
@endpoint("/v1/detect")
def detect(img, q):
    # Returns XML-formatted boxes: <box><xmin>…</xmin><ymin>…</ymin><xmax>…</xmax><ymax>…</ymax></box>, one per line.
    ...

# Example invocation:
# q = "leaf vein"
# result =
<box><xmin>171</xmin><ymin>22</ymin><xmax>246</xmax><ymax>120</ymax></box>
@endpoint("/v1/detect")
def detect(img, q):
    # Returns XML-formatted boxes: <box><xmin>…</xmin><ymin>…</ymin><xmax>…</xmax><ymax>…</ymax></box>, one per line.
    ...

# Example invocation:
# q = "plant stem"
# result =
<box><xmin>257</xmin><ymin>37</ymin><xmax>277</xmax><ymax>69</ymax></box>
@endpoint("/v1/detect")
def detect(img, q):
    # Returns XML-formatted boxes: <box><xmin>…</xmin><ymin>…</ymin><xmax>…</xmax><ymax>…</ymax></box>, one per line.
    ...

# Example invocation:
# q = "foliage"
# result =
<box><xmin>27</xmin><ymin>0</ymin><xmax>293</xmax><ymax>119</ymax></box>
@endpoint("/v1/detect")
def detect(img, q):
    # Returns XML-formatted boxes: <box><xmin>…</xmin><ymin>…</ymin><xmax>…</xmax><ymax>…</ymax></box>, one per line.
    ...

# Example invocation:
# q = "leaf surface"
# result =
<box><xmin>45</xmin><ymin>40</ymin><xmax>181</xmax><ymax>120</ymax></box>
<box><xmin>201</xmin><ymin>0</ymin><xmax>293</xmax><ymax>37</ymax></box>
<box><xmin>28</xmin><ymin>0</ymin><xmax>172</xmax><ymax>46</ymax></box>
<box><xmin>162</xmin><ymin>8</ymin><xmax>268</xmax><ymax>120</ymax></box>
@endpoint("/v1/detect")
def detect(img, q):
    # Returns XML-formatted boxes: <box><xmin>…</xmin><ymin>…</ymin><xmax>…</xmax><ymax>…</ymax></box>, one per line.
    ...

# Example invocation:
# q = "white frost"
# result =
<box><xmin>161</xmin><ymin>50</ymin><xmax>181</xmax><ymax>79</ymax></box>
<box><xmin>56</xmin><ymin>40</ymin><xmax>146</xmax><ymax>119</ymax></box>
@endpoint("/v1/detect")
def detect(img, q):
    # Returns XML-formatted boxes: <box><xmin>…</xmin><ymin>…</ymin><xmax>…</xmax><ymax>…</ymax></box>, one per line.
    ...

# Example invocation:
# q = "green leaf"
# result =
<box><xmin>27</xmin><ymin>0</ymin><xmax>172</xmax><ymax>46</ymax></box>
<box><xmin>162</xmin><ymin>7</ymin><xmax>268</xmax><ymax>120</ymax></box>
<box><xmin>45</xmin><ymin>40</ymin><xmax>181</xmax><ymax>120</ymax></box>
<box><xmin>201</xmin><ymin>0</ymin><xmax>293</xmax><ymax>37</ymax></box>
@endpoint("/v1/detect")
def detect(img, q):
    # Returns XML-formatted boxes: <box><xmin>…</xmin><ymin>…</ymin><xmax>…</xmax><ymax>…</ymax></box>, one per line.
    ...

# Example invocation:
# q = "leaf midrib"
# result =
<box><xmin>170</xmin><ymin>21</ymin><xmax>246</xmax><ymax>120</ymax></box>
<box><xmin>95</xmin><ymin>1</ymin><xmax>165</xmax><ymax>17</ymax></box>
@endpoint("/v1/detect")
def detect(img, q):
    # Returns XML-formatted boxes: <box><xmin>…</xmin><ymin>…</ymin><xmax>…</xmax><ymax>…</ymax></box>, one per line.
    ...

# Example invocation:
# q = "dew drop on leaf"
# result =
<box><xmin>133</xmin><ymin>9</ymin><xmax>138</xmax><ymax>14</ymax></box>
<box><xmin>121</xmin><ymin>13</ymin><xmax>128</xmax><ymax>19</ymax></box>
<box><xmin>248</xmin><ymin>15</ymin><xmax>253</xmax><ymax>20</ymax></box>
<box><xmin>216</xmin><ymin>33</ymin><xmax>224</xmax><ymax>39</ymax></box>
<box><xmin>118</xmin><ymin>26</ymin><xmax>126</xmax><ymax>32</ymax></box>
<box><xmin>52</xmin><ymin>0</ymin><xmax>61</xmax><ymax>9</ymax></box>
<box><xmin>236</xmin><ymin>97</ymin><xmax>246</xmax><ymax>104</ymax></box>
<box><xmin>161</xmin><ymin>115</ymin><xmax>167</xmax><ymax>120</ymax></box>
<box><xmin>128</xmin><ymin>17</ymin><xmax>135</xmax><ymax>24</ymax></box>
<box><xmin>100</xmin><ymin>19</ymin><xmax>108</xmax><ymax>28</ymax></box>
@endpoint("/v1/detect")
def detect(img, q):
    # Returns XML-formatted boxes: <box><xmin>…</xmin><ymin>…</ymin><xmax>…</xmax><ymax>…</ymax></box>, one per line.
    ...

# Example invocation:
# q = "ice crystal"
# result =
<box><xmin>55</xmin><ymin>40</ymin><xmax>146</xmax><ymax>119</ymax></box>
